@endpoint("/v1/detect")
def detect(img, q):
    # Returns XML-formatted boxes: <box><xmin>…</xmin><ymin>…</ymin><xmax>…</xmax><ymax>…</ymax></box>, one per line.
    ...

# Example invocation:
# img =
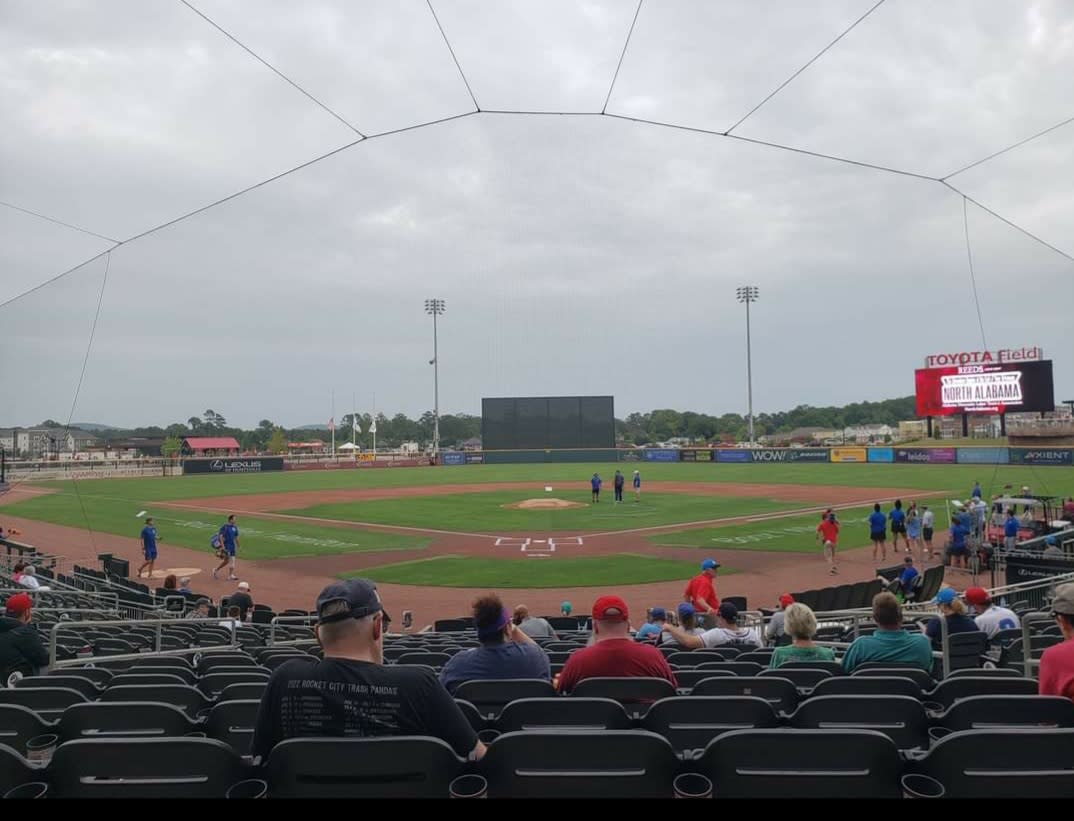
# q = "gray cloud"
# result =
<box><xmin>2</xmin><ymin>0</ymin><xmax>1072</xmax><ymax>429</ymax></box>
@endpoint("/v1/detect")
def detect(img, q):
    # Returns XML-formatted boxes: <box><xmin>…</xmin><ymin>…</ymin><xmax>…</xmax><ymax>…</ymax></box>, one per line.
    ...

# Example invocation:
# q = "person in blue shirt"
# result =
<box><xmin>971</xmin><ymin>481</ymin><xmax>982</xmax><ymax>500</ymax></box>
<box><xmin>948</xmin><ymin>518</ymin><xmax>970</xmax><ymax>569</ymax></box>
<box><xmin>868</xmin><ymin>503</ymin><xmax>887</xmax><ymax>563</ymax></box>
<box><xmin>137</xmin><ymin>517</ymin><xmax>159</xmax><ymax>579</ymax></box>
<box><xmin>632</xmin><ymin>469</ymin><xmax>641</xmax><ymax>503</ymax></box>
<box><xmin>635</xmin><ymin>607</ymin><xmax>667</xmax><ymax>643</ymax></box>
<box><xmin>889</xmin><ymin>500</ymin><xmax>908</xmax><ymax>554</ymax></box>
<box><xmin>590</xmin><ymin>473</ymin><xmax>602</xmax><ymax>503</ymax></box>
<box><xmin>895</xmin><ymin>555</ymin><xmax>919</xmax><ymax>600</ymax></box>
<box><xmin>213</xmin><ymin>514</ymin><xmax>241</xmax><ymax>581</ymax></box>
<box><xmin>1002</xmin><ymin>509</ymin><xmax>1020</xmax><ymax>551</ymax></box>
<box><xmin>439</xmin><ymin>593</ymin><xmax>550</xmax><ymax>694</ymax></box>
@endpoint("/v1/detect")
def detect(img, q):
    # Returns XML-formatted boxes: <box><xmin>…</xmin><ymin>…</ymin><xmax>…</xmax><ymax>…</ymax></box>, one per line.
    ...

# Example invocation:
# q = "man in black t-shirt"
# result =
<box><xmin>251</xmin><ymin>578</ymin><xmax>483</xmax><ymax>762</ymax></box>
<box><xmin>226</xmin><ymin>581</ymin><xmax>253</xmax><ymax>621</ymax></box>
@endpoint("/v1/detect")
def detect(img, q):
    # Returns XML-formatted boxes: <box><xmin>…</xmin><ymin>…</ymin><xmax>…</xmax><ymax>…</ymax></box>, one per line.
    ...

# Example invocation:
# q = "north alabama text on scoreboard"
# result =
<box><xmin>914</xmin><ymin>360</ymin><xmax>1055</xmax><ymax>416</ymax></box>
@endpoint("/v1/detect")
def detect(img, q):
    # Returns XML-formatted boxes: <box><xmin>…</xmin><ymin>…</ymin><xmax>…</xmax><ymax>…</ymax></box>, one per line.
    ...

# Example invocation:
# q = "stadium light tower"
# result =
<box><xmin>736</xmin><ymin>286</ymin><xmax>759</xmax><ymax>446</ymax></box>
<box><xmin>425</xmin><ymin>298</ymin><xmax>446</xmax><ymax>457</ymax></box>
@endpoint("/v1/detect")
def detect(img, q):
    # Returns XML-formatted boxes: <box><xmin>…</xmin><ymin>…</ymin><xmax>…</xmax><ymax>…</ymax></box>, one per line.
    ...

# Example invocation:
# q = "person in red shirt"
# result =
<box><xmin>816</xmin><ymin>512</ymin><xmax>840</xmax><ymax>575</ymax></box>
<box><xmin>556</xmin><ymin>595</ymin><xmax>676</xmax><ymax>693</ymax></box>
<box><xmin>683</xmin><ymin>559</ymin><xmax>720</xmax><ymax>626</ymax></box>
<box><xmin>1039</xmin><ymin>583</ymin><xmax>1074</xmax><ymax>702</ymax></box>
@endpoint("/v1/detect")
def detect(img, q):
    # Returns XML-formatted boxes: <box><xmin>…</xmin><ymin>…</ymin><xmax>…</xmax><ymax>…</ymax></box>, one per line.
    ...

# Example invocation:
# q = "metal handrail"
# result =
<box><xmin>48</xmin><ymin>616</ymin><xmax>242</xmax><ymax>667</ymax></box>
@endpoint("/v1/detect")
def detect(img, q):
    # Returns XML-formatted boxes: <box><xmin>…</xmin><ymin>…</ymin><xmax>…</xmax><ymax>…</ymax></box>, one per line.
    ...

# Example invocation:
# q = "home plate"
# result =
<box><xmin>533</xmin><ymin>539</ymin><xmax>546</xmax><ymax>544</ymax></box>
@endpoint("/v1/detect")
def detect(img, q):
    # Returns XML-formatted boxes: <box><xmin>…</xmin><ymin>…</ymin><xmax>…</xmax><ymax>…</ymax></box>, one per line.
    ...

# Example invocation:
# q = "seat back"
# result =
<box><xmin>698</xmin><ymin>661</ymin><xmax>764</xmax><ymax>676</ymax></box>
<box><xmin>0</xmin><ymin>704</ymin><xmax>51</xmax><ymax>754</ymax></box>
<box><xmin>395</xmin><ymin>652</ymin><xmax>452</xmax><ymax>669</ymax></box>
<box><xmin>672</xmin><ymin>669</ymin><xmax>736</xmax><ymax>692</ymax></box>
<box><xmin>197</xmin><ymin>670</ymin><xmax>271</xmax><ymax>698</ymax></box>
<box><xmin>266</xmin><ymin>736</ymin><xmax>463</xmax><ymax>798</ymax></box>
<box><xmin>759</xmin><ymin>666</ymin><xmax>833</xmax><ymax>691</ymax></box>
<box><xmin>496</xmin><ymin>697</ymin><xmax>631</xmax><ymax>733</ymax></box>
<box><xmin>110</xmin><ymin>672</ymin><xmax>191</xmax><ymax>688</ymax></box>
<box><xmin>50</xmin><ymin>666</ymin><xmax>114</xmax><ymax>686</ymax></box>
<box><xmin>48</xmin><ymin>737</ymin><xmax>249</xmax><ymax>798</ymax></box>
<box><xmin>206</xmin><ymin>699</ymin><xmax>260</xmax><ymax>757</ymax></box>
<box><xmin>57</xmin><ymin>701</ymin><xmax>194</xmax><ymax>741</ymax></box>
<box><xmin>642</xmin><ymin>696</ymin><xmax>779</xmax><ymax>756</ymax></box>
<box><xmin>927</xmin><ymin>676</ymin><xmax>1038</xmax><ymax>709</ymax></box>
<box><xmin>453</xmin><ymin>679</ymin><xmax>556</xmax><ymax>719</ymax></box>
<box><xmin>914</xmin><ymin>728</ymin><xmax>1074</xmax><ymax>798</ymax></box>
<box><xmin>15</xmin><ymin>674</ymin><xmax>100</xmax><ymax>700</ymax></box>
<box><xmin>100</xmin><ymin>684</ymin><xmax>209</xmax><ymax>717</ymax></box>
<box><xmin>0</xmin><ymin>686</ymin><xmax>87</xmax><ymax>717</ymax></box>
<box><xmin>220</xmin><ymin>682</ymin><xmax>267</xmax><ymax>702</ymax></box>
<box><xmin>0</xmin><ymin>742</ymin><xmax>37</xmax><ymax>796</ymax></box>
<box><xmin>569</xmin><ymin>677</ymin><xmax>676</xmax><ymax>716</ymax></box>
<box><xmin>944</xmin><ymin>630</ymin><xmax>989</xmax><ymax>671</ymax></box>
<box><xmin>691</xmin><ymin>676</ymin><xmax>798</xmax><ymax>713</ymax></box>
<box><xmin>129</xmin><ymin>655</ymin><xmax>194</xmax><ymax>670</ymax></box>
<box><xmin>480</xmin><ymin>730</ymin><xmax>678</xmax><ymax>798</ymax></box>
<box><xmin>946</xmin><ymin>667</ymin><xmax>1022</xmax><ymax>679</ymax></box>
<box><xmin>788</xmin><ymin>695</ymin><xmax>928</xmax><ymax>750</ymax></box>
<box><xmin>852</xmin><ymin>666</ymin><xmax>935</xmax><ymax>690</ymax></box>
<box><xmin>699</xmin><ymin>728</ymin><xmax>901</xmax><ymax>798</ymax></box>
<box><xmin>937</xmin><ymin>695</ymin><xmax>1074</xmax><ymax>732</ymax></box>
<box><xmin>809</xmin><ymin>676</ymin><xmax>922</xmax><ymax>700</ymax></box>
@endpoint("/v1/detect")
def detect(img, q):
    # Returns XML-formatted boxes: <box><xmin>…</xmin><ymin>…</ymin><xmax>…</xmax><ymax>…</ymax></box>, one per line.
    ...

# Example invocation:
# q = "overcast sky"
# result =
<box><xmin>2</xmin><ymin>0</ymin><xmax>1073</xmax><ymax>429</ymax></box>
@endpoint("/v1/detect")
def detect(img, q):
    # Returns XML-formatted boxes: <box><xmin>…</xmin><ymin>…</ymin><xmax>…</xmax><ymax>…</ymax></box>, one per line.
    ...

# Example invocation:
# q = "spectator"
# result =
<box><xmin>921</xmin><ymin>505</ymin><xmax>935</xmax><ymax>558</ymax></box>
<box><xmin>162</xmin><ymin>574</ymin><xmax>178</xmax><ymax>591</ymax></box>
<box><xmin>512</xmin><ymin>604</ymin><xmax>556</xmax><ymax>639</ymax></box>
<box><xmin>948</xmin><ymin>517</ymin><xmax>971</xmax><ymax>570</ymax></box>
<box><xmin>1002</xmin><ymin>509</ymin><xmax>1020</xmax><ymax>552</ymax></box>
<box><xmin>1039</xmin><ymin>583</ymin><xmax>1074</xmax><ymax>702</ymax></box>
<box><xmin>557</xmin><ymin>595</ymin><xmax>676</xmax><ymax>693</ymax></box>
<box><xmin>634</xmin><ymin>607</ymin><xmax>667</xmax><ymax>643</ymax></box>
<box><xmin>439</xmin><ymin>594</ymin><xmax>550</xmax><ymax>694</ymax></box>
<box><xmin>0</xmin><ymin>593</ymin><xmax>48</xmax><ymax>685</ymax></box>
<box><xmin>10</xmin><ymin>562</ymin><xmax>25</xmax><ymax>584</ymax></box>
<box><xmin>675</xmin><ymin>603</ymin><xmax>705</xmax><ymax>640</ymax></box>
<box><xmin>1043</xmin><ymin>536</ymin><xmax>1064</xmax><ymax>560</ymax></box>
<box><xmin>251</xmin><ymin>578</ymin><xmax>484</xmax><ymax>761</ymax></box>
<box><xmin>768</xmin><ymin>603</ymin><xmax>836</xmax><ymax>668</ymax></box>
<box><xmin>924</xmin><ymin>588</ymin><xmax>979</xmax><ymax>649</ymax></box>
<box><xmin>178</xmin><ymin>577</ymin><xmax>192</xmax><ymax>594</ymax></box>
<box><xmin>893</xmin><ymin>556</ymin><xmax>919</xmax><ymax>600</ymax></box>
<box><xmin>840</xmin><ymin>593</ymin><xmax>933</xmax><ymax>673</ymax></box>
<box><xmin>765</xmin><ymin>594</ymin><xmax>795</xmax><ymax>642</ymax></box>
<box><xmin>186</xmin><ymin>597</ymin><xmax>211</xmax><ymax>620</ymax></box>
<box><xmin>663</xmin><ymin>602</ymin><xmax>762</xmax><ymax>650</ymax></box>
<box><xmin>964</xmin><ymin>587</ymin><xmax>1019</xmax><ymax>637</ymax></box>
<box><xmin>219</xmin><ymin>605</ymin><xmax>243</xmax><ymax>630</ymax></box>
<box><xmin>683</xmin><ymin>559</ymin><xmax>720</xmax><ymax>624</ymax></box>
<box><xmin>17</xmin><ymin>566</ymin><xmax>48</xmax><ymax>592</ymax></box>
<box><xmin>227</xmin><ymin>581</ymin><xmax>253</xmax><ymax>621</ymax></box>
<box><xmin>560</xmin><ymin>601</ymin><xmax>572</xmax><ymax>617</ymax></box>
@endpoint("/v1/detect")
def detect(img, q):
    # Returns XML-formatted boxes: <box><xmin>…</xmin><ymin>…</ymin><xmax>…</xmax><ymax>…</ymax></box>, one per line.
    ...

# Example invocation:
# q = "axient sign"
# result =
<box><xmin>924</xmin><ymin>347</ymin><xmax>1042</xmax><ymax>368</ymax></box>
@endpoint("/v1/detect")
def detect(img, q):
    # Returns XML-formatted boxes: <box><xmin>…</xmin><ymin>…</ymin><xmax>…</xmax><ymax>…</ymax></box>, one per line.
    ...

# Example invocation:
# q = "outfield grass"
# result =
<box><xmin>649</xmin><ymin>498</ymin><xmax>948</xmax><ymax>552</ymax></box>
<box><xmin>347</xmin><ymin>553</ymin><xmax>736</xmax><ymax>588</ymax></box>
<box><xmin>284</xmin><ymin>490</ymin><xmax>799</xmax><ymax>533</ymax></box>
<box><xmin>1</xmin><ymin>490</ymin><xmax>429</xmax><ymax>560</ymax></box>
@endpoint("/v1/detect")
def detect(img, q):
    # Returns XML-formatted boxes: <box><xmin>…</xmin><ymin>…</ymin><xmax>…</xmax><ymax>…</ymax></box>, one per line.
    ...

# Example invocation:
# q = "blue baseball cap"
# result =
<box><xmin>677</xmin><ymin>602</ymin><xmax>695</xmax><ymax>618</ymax></box>
<box><xmin>934</xmin><ymin>588</ymin><xmax>957</xmax><ymax>605</ymax></box>
<box><xmin>701</xmin><ymin>559</ymin><xmax>720</xmax><ymax>570</ymax></box>
<box><xmin>650</xmin><ymin>607</ymin><xmax>666</xmax><ymax>620</ymax></box>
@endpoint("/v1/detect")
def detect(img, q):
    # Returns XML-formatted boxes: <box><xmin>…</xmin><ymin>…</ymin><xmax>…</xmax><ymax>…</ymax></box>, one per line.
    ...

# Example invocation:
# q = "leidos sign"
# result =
<box><xmin>924</xmin><ymin>347</ymin><xmax>1043</xmax><ymax>368</ymax></box>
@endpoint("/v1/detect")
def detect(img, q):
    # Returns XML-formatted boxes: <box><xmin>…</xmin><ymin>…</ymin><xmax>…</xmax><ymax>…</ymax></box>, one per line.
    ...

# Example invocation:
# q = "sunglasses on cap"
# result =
<box><xmin>318</xmin><ymin>599</ymin><xmax>392</xmax><ymax>626</ymax></box>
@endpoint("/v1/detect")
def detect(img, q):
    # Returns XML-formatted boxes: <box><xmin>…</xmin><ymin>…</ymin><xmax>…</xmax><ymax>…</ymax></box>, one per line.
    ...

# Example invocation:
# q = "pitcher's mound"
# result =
<box><xmin>503</xmin><ymin>498</ymin><xmax>586</xmax><ymax>510</ymax></box>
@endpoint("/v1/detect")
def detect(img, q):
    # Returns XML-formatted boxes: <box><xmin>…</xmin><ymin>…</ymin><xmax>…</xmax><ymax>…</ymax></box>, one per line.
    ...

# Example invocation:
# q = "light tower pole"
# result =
<box><xmin>736</xmin><ymin>286</ymin><xmax>759</xmax><ymax>446</ymax></box>
<box><xmin>424</xmin><ymin>298</ymin><xmax>445</xmax><ymax>457</ymax></box>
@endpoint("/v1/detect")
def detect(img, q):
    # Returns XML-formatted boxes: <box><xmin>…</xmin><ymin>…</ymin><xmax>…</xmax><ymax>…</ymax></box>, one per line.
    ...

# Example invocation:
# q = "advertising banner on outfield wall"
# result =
<box><xmin>643</xmin><ymin>449</ymin><xmax>680</xmax><ymax>462</ymax></box>
<box><xmin>1009</xmin><ymin>448</ymin><xmax>1073</xmax><ymax>466</ymax></box>
<box><xmin>183</xmin><ymin>457</ymin><xmax>284</xmax><ymax>475</ymax></box>
<box><xmin>868</xmin><ymin>448</ymin><xmax>894</xmax><ymax>463</ymax></box>
<box><xmin>830</xmin><ymin>447</ymin><xmax>868</xmax><ymax>463</ymax></box>
<box><xmin>716</xmin><ymin>449</ymin><xmax>751</xmax><ymax>463</ymax></box>
<box><xmin>680</xmin><ymin>449</ymin><xmax>714</xmax><ymax>462</ymax></box>
<box><xmin>894</xmin><ymin>448</ymin><xmax>956</xmax><ymax>464</ymax></box>
<box><xmin>465</xmin><ymin>453</ymin><xmax>484</xmax><ymax>464</ymax></box>
<box><xmin>442</xmin><ymin>452</ymin><xmax>466</xmax><ymax>465</ymax></box>
<box><xmin>957</xmin><ymin>447</ymin><xmax>1010</xmax><ymax>465</ymax></box>
<box><xmin>750</xmin><ymin>448</ymin><xmax>829</xmax><ymax>463</ymax></box>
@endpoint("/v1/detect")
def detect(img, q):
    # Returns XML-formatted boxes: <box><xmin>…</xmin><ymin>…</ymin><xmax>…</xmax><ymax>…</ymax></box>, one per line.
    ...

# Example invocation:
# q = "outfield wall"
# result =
<box><xmin>442</xmin><ymin>446</ymin><xmax>1074</xmax><ymax>466</ymax></box>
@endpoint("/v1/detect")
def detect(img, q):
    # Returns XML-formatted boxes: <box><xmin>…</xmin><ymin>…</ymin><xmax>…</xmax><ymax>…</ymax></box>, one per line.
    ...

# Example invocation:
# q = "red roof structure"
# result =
<box><xmin>183</xmin><ymin>436</ymin><xmax>241</xmax><ymax>453</ymax></box>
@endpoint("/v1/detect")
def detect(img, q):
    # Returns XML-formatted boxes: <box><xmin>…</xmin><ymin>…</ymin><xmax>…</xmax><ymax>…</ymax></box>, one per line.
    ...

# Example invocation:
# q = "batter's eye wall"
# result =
<box><xmin>481</xmin><ymin>396</ymin><xmax>615</xmax><ymax>450</ymax></box>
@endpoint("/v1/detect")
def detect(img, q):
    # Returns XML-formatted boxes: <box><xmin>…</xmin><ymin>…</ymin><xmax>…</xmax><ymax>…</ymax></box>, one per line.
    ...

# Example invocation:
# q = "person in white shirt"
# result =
<box><xmin>662</xmin><ymin>602</ymin><xmax>762</xmax><ymax>649</ymax></box>
<box><xmin>218</xmin><ymin>605</ymin><xmax>243</xmax><ymax>630</ymax></box>
<box><xmin>921</xmin><ymin>507</ymin><xmax>935</xmax><ymax>558</ymax></box>
<box><xmin>17</xmin><ymin>566</ymin><xmax>49</xmax><ymax>592</ymax></box>
<box><xmin>964</xmin><ymin>587</ymin><xmax>1020</xmax><ymax>637</ymax></box>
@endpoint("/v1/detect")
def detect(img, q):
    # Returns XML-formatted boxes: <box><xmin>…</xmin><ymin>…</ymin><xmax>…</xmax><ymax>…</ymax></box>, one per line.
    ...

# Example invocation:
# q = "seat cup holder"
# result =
<box><xmin>927</xmin><ymin>726</ymin><xmax>952</xmax><ymax>743</ymax></box>
<box><xmin>4</xmin><ymin>782</ymin><xmax>48</xmax><ymax>800</ymax></box>
<box><xmin>225</xmin><ymin>778</ymin><xmax>268</xmax><ymax>799</ymax></box>
<box><xmin>25</xmin><ymin>734</ymin><xmax>58</xmax><ymax>765</ymax></box>
<box><xmin>901</xmin><ymin>773</ymin><xmax>945</xmax><ymax>799</ymax></box>
<box><xmin>449</xmin><ymin>774</ymin><xmax>488</xmax><ymax>799</ymax></box>
<box><xmin>673</xmin><ymin>773</ymin><xmax>713</xmax><ymax>799</ymax></box>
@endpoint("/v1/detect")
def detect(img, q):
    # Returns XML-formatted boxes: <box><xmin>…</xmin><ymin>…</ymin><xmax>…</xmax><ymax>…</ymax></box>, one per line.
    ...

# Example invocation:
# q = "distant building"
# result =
<box><xmin>182</xmin><ymin>436</ymin><xmax>240</xmax><ymax>456</ymax></box>
<box><xmin>65</xmin><ymin>429</ymin><xmax>100</xmax><ymax>453</ymax></box>
<box><xmin>898</xmin><ymin>420</ymin><xmax>927</xmax><ymax>440</ymax></box>
<box><xmin>15</xmin><ymin>428</ymin><xmax>64</xmax><ymax>457</ymax></box>
<box><xmin>288</xmin><ymin>440</ymin><xmax>327</xmax><ymax>453</ymax></box>
<box><xmin>459</xmin><ymin>437</ymin><xmax>483</xmax><ymax>451</ymax></box>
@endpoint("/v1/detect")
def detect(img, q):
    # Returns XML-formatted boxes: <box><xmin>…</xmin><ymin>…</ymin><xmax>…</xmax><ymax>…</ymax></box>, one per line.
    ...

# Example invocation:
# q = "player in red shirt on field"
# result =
<box><xmin>683</xmin><ymin>559</ymin><xmax>720</xmax><ymax>624</ymax></box>
<box><xmin>556</xmin><ymin>595</ymin><xmax>676</xmax><ymax>693</ymax></box>
<box><xmin>816</xmin><ymin>512</ymin><xmax>840</xmax><ymax>575</ymax></box>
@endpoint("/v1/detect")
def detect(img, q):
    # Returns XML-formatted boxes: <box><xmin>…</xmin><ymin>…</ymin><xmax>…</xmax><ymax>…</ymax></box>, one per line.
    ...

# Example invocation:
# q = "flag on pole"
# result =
<box><xmin>328</xmin><ymin>417</ymin><xmax>335</xmax><ymax>432</ymax></box>
<box><xmin>369</xmin><ymin>417</ymin><xmax>377</xmax><ymax>434</ymax></box>
<box><xmin>353</xmin><ymin>417</ymin><xmax>361</xmax><ymax>434</ymax></box>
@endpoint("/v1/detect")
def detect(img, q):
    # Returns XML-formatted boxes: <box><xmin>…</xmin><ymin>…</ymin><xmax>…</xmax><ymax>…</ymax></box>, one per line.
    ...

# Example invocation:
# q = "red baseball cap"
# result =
<box><xmin>964</xmin><ymin>587</ymin><xmax>990</xmax><ymax>606</ymax></box>
<box><xmin>592</xmin><ymin>595</ymin><xmax>629</xmax><ymax>622</ymax></box>
<box><xmin>4</xmin><ymin>593</ymin><xmax>32</xmax><ymax>616</ymax></box>
<box><xmin>778</xmin><ymin>593</ymin><xmax>795</xmax><ymax>608</ymax></box>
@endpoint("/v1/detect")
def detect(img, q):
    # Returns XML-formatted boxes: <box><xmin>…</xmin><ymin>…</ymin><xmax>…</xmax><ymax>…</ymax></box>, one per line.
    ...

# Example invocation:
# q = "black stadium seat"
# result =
<box><xmin>925</xmin><ymin>676</ymin><xmax>1038</xmax><ymax>710</ymax></box>
<box><xmin>787</xmin><ymin>695</ymin><xmax>929</xmax><ymax>751</ymax></box>
<box><xmin>100</xmin><ymin>684</ymin><xmax>212</xmax><ymax>717</ymax></box>
<box><xmin>15</xmin><ymin>674</ymin><xmax>101</xmax><ymax>700</ymax></box>
<box><xmin>265</xmin><ymin>737</ymin><xmax>464</xmax><ymax>798</ymax></box>
<box><xmin>110</xmin><ymin>672</ymin><xmax>191</xmax><ymax>688</ymax></box>
<box><xmin>809</xmin><ymin>675</ymin><xmax>922</xmax><ymax>700</ymax></box>
<box><xmin>0</xmin><ymin>686</ymin><xmax>87</xmax><ymax>717</ymax></box>
<box><xmin>206</xmin><ymin>699</ymin><xmax>260</xmax><ymax>757</ymax></box>
<box><xmin>453</xmin><ymin>679</ymin><xmax>556</xmax><ymax>719</ymax></box>
<box><xmin>933</xmin><ymin>695</ymin><xmax>1074</xmax><ymax>733</ymax></box>
<box><xmin>57</xmin><ymin>701</ymin><xmax>194</xmax><ymax>741</ymax></box>
<box><xmin>220</xmin><ymin>682</ymin><xmax>268</xmax><ymax>702</ymax></box>
<box><xmin>642</xmin><ymin>696</ymin><xmax>779</xmax><ymax>757</ymax></box>
<box><xmin>0</xmin><ymin>743</ymin><xmax>37</xmax><ymax>797</ymax></box>
<box><xmin>691</xmin><ymin>676</ymin><xmax>798</xmax><ymax>714</ymax></box>
<box><xmin>0</xmin><ymin>704</ymin><xmax>52</xmax><ymax>754</ymax></box>
<box><xmin>672</xmin><ymin>669</ymin><xmax>737</xmax><ymax>692</ymax></box>
<box><xmin>496</xmin><ymin>698</ymin><xmax>631</xmax><ymax>733</ymax></box>
<box><xmin>759</xmin><ymin>667</ymin><xmax>833</xmax><ymax>691</ymax></box>
<box><xmin>569</xmin><ymin>677</ymin><xmax>676</xmax><ymax>716</ymax></box>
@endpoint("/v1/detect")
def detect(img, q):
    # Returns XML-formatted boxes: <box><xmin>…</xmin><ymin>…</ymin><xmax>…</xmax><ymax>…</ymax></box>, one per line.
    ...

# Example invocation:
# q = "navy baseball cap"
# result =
<box><xmin>677</xmin><ymin>602</ymin><xmax>695</xmax><ymax>619</ymax></box>
<box><xmin>650</xmin><ymin>607</ymin><xmax>666</xmax><ymax>620</ymax></box>
<box><xmin>701</xmin><ymin>559</ymin><xmax>720</xmax><ymax>570</ymax></box>
<box><xmin>316</xmin><ymin>578</ymin><xmax>390</xmax><ymax>625</ymax></box>
<box><xmin>717</xmin><ymin>602</ymin><xmax>739</xmax><ymax>623</ymax></box>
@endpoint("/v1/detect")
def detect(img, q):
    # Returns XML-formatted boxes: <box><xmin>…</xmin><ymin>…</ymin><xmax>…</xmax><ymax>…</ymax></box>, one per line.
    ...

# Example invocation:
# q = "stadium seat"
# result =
<box><xmin>100</xmin><ymin>684</ymin><xmax>212</xmax><ymax>717</ymax></box>
<box><xmin>642</xmin><ymin>696</ymin><xmax>779</xmax><ymax>757</ymax></box>
<box><xmin>453</xmin><ymin>679</ymin><xmax>556</xmax><ymax>720</ymax></box>
<box><xmin>15</xmin><ymin>674</ymin><xmax>101</xmax><ymax>700</ymax></box>
<box><xmin>925</xmin><ymin>676</ymin><xmax>1038</xmax><ymax>710</ymax></box>
<box><xmin>759</xmin><ymin>666</ymin><xmax>833</xmax><ymax>691</ymax></box>
<box><xmin>777</xmin><ymin>659</ymin><xmax>843</xmax><ymax>676</ymax></box>
<box><xmin>49</xmin><ymin>666</ymin><xmax>113</xmax><ymax>686</ymax></box>
<box><xmin>787</xmin><ymin>695</ymin><xmax>929</xmax><ymax>750</ymax></box>
<box><xmin>128</xmin><ymin>665</ymin><xmax>198</xmax><ymax>684</ymax></box>
<box><xmin>946</xmin><ymin>666</ymin><xmax>1023</xmax><ymax>679</ymax></box>
<box><xmin>737</xmin><ymin>650</ymin><xmax>774</xmax><ymax>665</ymax></box>
<box><xmin>0</xmin><ymin>743</ymin><xmax>38</xmax><ymax>797</ymax></box>
<box><xmin>496</xmin><ymin>697</ymin><xmax>631</xmax><ymax>733</ymax></box>
<box><xmin>697</xmin><ymin>661</ymin><xmax>764</xmax><ymax>676</ymax></box>
<box><xmin>852</xmin><ymin>666</ymin><xmax>935</xmax><ymax>690</ymax></box>
<box><xmin>197</xmin><ymin>670</ymin><xmax>271</xmax><ymax>698</ymax></box>
<box><xmin>220</xmin><ymin>682</ymin><xmax>267</xmax><ymax>702</ymax></box>
<box><xmin>569</xmin><ymin>677</ymin><xmax>676</xmax><ymax>717</ymax></box>
<box><xmin>932</xmin><ymin>695</ymin><xmax>1074</xmax><ymax>733</ymax></box>
<box><xmin>110</xmin><ymin>672</ymin><xmax>192</xmax><ymax>688</ymax></box>
<box><xmin>453</xmin><ymin>699</ymin><xmax>486</xmax><ymax>732</ymax></box>
<box><xmin>265</xmin><ymin>736</ymin><xmax>464</xmax><ymax>798</ymax></box>
<box><xmin>692</xmin><ymin>676</ymin><xmax>799</xmax><ymax>714</ymax></box>
<box><xmin>433</xmin><ymin>619</ymin><xmax>471</xmax><ymax>633</ymax></box>
<box><xmin>0</xmin><ymin>687</ymin><xmax>87</xmax><ymax>718</ymax></box>
<box><xmin>808</xmin><ymin>675</ymin><xmax>922</xmax><ymax>700</ymax></box>
<box><xmin>395</xmin><ymin>652</ymin><xmax>451</xmax><ymax>669</ymax></box>
<box><xmin>672</xmin><ymin>669</ymin><xmax>737</xmax><ymax>692</ymax></box>
<box><xmin>131</xmin><ymin>655</ymin><xmax>194</xmax><ymax>670</ymax></box>
<box><xmin>907</xmin><ymin>728</ymin><xmax>1074</xmax><ymax>798</ymax></box>
<box><xmin>57</xmin><ymin>701</ymin><xmax>194</xmax><ymax>740</ymax></box>
<box><xmin>943</xmin><ymin>630</ymin><xmax>990</xmax><ymax>671</ymax></box>
<box><xmin>48</xmin><ymin>737</ymin><xmax>250</xmax><ymax>798</ymax></box>
<box><xmin>206</xmin><ymin>699</ymin><xmax>260</xmax><ymax>757</ymax></box>
<box><xmin>0</xmin><ymin>704</ymin><xmax>52</xmax><ymax>754</ymax></box>
<box><xmin>697</xmin><ymin>728</ymin><xmax>902</xmax><ymax>798</ymax></box>
<box><xmin>722</xmin><ymin>596</ymin><xmax>748</xmax><ymax>611</ymax></box>
<box><xmin>480</xmin><ymin>730</ymin><xmax>679</xmax><ymax>798</ymax></box>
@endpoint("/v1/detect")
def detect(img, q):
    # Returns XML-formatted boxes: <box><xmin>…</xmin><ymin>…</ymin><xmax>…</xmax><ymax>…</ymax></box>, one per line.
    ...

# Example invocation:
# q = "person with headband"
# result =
<box><xmin>439</xmin><ymin>594</ymin><xmax>550</xmax><ymax>695</ymax></box>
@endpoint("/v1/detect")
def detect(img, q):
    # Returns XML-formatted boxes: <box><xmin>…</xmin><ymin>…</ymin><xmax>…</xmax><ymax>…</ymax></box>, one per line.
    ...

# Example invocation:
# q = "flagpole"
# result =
<box><xmin>331</xmin><ymin>390</ymin><xmax>335</xmax><ymax>458</ymax></box>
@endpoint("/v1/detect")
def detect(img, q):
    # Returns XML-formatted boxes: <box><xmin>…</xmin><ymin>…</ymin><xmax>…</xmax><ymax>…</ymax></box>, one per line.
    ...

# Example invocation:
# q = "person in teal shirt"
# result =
<box><xmin>769</xmin><ymin>603</ymin><xmax>836</xmax><ymax>668</ymax></box>
<box><xmin>634</xmin><ymin>607</ymin><xmax>666</xmax><ymax>643</ymax></box>
<box><xmin>841</xmin><ymin>592</ymin><xmax>934</xmax><ymax>673</ymax></box>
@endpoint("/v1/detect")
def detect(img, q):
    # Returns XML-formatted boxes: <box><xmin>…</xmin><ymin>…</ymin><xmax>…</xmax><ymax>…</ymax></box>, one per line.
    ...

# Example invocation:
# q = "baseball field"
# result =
<box><xmin>3</xmin><ymin>462</ymin><xmax>1071</xmax><ymax>599</ymax></box>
